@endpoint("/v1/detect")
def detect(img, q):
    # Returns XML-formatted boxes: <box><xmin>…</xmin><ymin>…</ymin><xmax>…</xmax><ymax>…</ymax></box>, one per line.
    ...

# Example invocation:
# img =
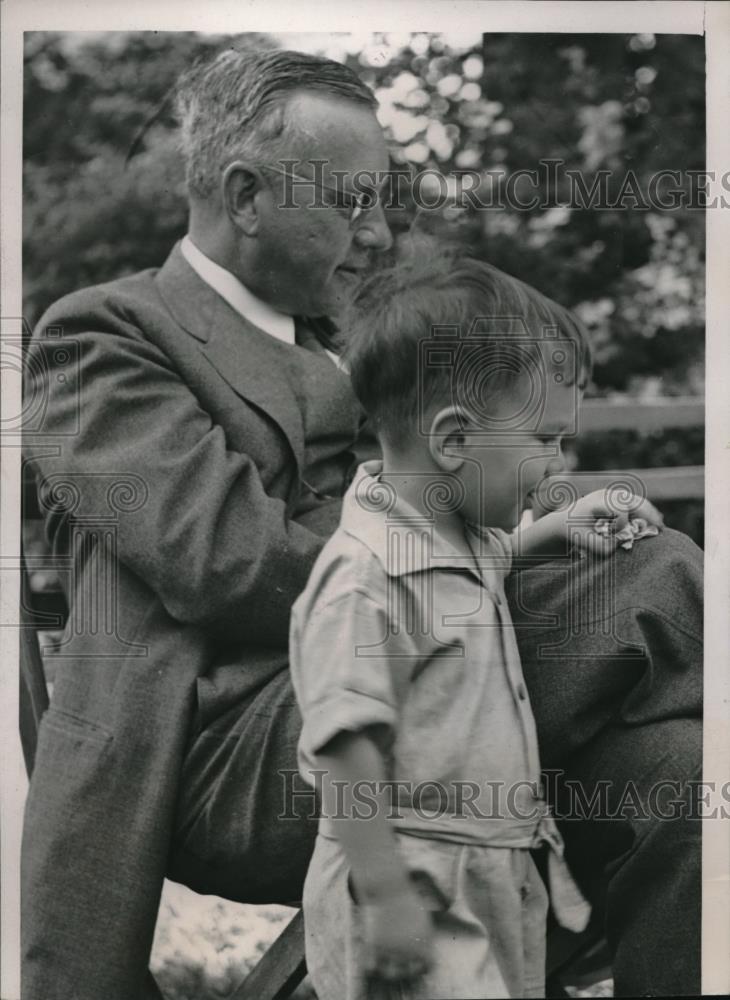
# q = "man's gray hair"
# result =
<box><xmin>175</xmin><ymin>47</ymin><xmax>377</xmax><ymax>199</ymax></box>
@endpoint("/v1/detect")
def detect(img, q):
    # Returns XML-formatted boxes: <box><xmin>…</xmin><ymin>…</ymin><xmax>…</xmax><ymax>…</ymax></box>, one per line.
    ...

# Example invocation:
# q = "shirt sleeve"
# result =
<box><xmin>291</xmin><ymin>589</ymin><xmax>416</xmax><ymax>758</ymax></box>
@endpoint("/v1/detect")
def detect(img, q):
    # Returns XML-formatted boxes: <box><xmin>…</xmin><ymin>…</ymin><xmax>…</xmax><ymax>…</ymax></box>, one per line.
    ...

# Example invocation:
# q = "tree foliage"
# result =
<box><xmin>23</xmin><ymin>30</ymin><xmax>705</xmax><ymax>541</ymax></box>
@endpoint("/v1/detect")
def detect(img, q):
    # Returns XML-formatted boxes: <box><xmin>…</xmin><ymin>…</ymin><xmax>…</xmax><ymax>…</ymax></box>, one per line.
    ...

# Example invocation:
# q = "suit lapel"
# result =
<box><xmin>156</xmin><ymin>243</ymin><xmax>305</xmax><ymax>468</ymax></box>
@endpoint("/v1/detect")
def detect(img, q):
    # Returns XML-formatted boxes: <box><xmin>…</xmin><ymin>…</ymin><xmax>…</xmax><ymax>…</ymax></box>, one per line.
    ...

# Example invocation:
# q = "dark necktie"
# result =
<box><xmin>294</xmin><ymin>315</ymin><xmax>340</xmax><ymax>354</ymax></box>
<box><xmin>293</xmin><ymin>316</ymin><xmax>323</xmax><ymax>353</ymax></box>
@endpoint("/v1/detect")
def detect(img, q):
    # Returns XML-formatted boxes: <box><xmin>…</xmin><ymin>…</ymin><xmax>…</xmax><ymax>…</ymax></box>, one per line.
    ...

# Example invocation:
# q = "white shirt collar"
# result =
<box><xmin>181</xmin><ymin>234</ymin><xmax>295</xmax><ymax>345</ymax></box>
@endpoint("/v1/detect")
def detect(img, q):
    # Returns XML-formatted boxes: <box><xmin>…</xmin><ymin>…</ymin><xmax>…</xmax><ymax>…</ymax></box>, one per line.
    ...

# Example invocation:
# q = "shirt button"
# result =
<box><xmin>516</xmin><ymin>683</ymin><xmax>527</xmax><ymax>701</ymax></box>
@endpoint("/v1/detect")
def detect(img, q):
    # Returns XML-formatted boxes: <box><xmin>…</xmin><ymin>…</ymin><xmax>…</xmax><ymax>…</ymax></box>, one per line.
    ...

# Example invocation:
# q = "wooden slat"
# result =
<box><xmin>227</xmin><ymin>909</ymin><xmax>607</xmax><ymax>999</ymax></box>
<box><xmin>580</xmin><ymin>398</ymin><xmax>704</xmax><ymax>433</ymax></box>
<box><xmin>546</xmin><ymin>920</ymin><xmax>607</xmax><ymax>980</ymax></box>
<box><xmin>229</xmin><ymin>909</ymin><xmax>306</xmax><ymax>1000</ymax></box>
<box><xmin>544</xmin><ymin>466</ymin><xmax>704</xmax><ymax>502</ymax></box>
<box><xmin>19</xmin><ymin>566</ymin><xmax>50</xmax><ymax>777</ymax></box>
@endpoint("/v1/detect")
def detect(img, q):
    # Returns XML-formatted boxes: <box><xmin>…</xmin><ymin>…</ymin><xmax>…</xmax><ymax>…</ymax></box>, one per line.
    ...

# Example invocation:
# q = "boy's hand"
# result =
<box><xmin>514</xmin><ymin>489</ymin><xmax>663</xmax><ymax>566</ymax></box>
<box><xmin>360</xmin><ymin>885</ymin><xmax>434</xmax><ymax>985</ymax></box>
<box><xmin>559</xmin><ymin>489</ymin><xmax>663</xmax><ymax>555</ymax></box>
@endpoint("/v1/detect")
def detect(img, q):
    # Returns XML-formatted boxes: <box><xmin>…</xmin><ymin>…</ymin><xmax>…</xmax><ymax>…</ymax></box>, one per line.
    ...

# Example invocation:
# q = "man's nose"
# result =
<box><xmin>353</xmin><ymin>202</ymin><xmax>393</xmax><ymax>252</ymax></box>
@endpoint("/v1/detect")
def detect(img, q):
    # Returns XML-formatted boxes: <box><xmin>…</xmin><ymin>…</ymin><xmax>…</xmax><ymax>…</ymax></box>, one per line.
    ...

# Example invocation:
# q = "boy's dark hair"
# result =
<box><xmin>344</xmin><ymin>244</ymin><xmax>592</xmax><ymax>448</ymax></box>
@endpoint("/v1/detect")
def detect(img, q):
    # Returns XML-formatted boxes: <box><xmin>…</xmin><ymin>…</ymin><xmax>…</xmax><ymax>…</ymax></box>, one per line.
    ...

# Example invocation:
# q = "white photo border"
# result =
<box><xmin>2</xmin><ymin>3</ymin><xmax>727</xmax><ymax>998</ymax></box>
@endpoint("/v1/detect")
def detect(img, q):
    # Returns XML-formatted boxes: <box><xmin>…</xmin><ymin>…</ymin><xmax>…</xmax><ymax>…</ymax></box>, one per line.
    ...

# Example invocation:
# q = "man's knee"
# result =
<box><xmin>552</xmin><ymin>717</ymin><xmax>702</xmax><ymax>861</ymax></box>
<box><xmin>507</xmin><ymin>528</ymin><xmax>702</xmax><ymax>762</ymax></box>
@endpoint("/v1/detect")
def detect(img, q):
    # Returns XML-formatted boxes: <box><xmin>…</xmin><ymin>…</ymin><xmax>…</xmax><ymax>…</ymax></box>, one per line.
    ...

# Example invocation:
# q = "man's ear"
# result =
<box><xmin>222</xmin><ymin>161</ymin><xmax>265</xmax><ymax>236</ymax></box>
<box><xmin>428</xmin><ymin>406</ymin><xmax>473</xmax><ymax>472</ymax></box>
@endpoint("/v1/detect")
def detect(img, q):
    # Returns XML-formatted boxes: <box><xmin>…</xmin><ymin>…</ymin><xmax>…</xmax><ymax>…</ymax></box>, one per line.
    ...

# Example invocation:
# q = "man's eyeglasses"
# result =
<box><xmin>259</xmin><ymin>163</ymin><xmax>379</xmax><ymax>225</ymax></box>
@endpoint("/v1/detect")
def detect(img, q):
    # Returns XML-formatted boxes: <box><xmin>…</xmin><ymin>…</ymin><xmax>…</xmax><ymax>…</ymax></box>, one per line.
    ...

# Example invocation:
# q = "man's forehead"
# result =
<box><xmin>284</xmin><ymin>90</ymin><xmax>390</xmax><ymax>176</ymax></box>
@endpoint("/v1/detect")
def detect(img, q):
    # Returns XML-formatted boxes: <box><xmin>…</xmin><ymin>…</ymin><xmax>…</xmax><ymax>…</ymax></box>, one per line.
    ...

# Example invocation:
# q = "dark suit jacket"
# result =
<box><xmin>22</xmin><ymin>244</ymin><xmax>369</xmax><ymax>1000</ymax></box>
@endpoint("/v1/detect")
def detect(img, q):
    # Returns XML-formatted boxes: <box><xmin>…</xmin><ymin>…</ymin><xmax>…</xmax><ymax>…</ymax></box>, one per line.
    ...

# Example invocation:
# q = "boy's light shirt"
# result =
<box><xmin>292</xmin><ymin>458</ymin><xmax>543</xmax><ymax>839</ymax></box>
<box><xmin>290</xmin><ymin>459</ymin><xmax>590</xmax><ymax>932</ymax></box>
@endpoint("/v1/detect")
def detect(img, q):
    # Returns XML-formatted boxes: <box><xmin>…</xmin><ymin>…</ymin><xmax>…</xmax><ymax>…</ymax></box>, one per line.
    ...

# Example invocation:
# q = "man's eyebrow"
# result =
<box><xmin>329</xmin><ymin>169</ymin><xmax>389</xmax><ymax>194</ymax></box>
<box><xmin>335</xmin><ymin>172</ymin><xmax>393</xmax><ymax>205</ymax></box>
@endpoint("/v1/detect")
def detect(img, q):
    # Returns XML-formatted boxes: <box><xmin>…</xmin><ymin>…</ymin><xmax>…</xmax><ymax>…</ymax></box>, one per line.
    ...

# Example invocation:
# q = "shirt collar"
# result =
<box><xmin>341</xmin><ymin>461</ymin><xmax>511</xmax><ymax>581</ymax></box>
<box><xmin>181</xmin><ymin>234</ymin><xmax>295</xmax><ymax>345</ymax></box>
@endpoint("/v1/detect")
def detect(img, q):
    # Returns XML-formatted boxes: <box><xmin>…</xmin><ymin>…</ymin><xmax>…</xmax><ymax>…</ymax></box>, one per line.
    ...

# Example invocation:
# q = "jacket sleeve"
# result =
<box><xmin>26</xmin><ymin>309</ymin><xmax>328</xmax><ymax>646</ymax></box>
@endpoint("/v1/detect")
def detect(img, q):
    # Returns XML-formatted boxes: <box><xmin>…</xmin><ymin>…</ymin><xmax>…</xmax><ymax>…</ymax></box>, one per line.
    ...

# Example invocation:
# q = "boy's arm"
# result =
<box><xmin>318</xmin><ymin>728</ymin><xmax>412</xmax><ymax>901</ymax></box>
<box><xmin>510</xmin><ymin>490</ymin><xmax>664</xmax><ymax>570</ymax></box>
<box><xmin>316</xmin><ymin>728</ymin><xmax>433</xmax><ymax>983</ymax></box>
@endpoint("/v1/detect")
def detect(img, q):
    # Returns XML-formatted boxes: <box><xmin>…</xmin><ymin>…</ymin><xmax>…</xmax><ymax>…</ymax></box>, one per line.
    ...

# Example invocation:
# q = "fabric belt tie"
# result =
<box><xmin>533</xmin><ymin>811</ymin><xmax>592</xmax><ymax>933</ymax></box>
<box><xmin>320</xmin><ymin>806</ymin><xmax>590</xmax><ymax>933</ymax></box>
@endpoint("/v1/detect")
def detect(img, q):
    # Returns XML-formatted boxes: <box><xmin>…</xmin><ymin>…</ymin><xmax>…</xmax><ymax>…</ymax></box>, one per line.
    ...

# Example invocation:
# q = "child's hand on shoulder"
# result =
<box><xmin>360</xmin><ymin>883</ymin><xmax>434</xmax><ymax>985</ymax></box>
<box><xmin>549</xmin><ymin>489</ymin><xmax>664</xmax><ymax>556</ymax></box>
<box><xmin>514</xmin><ymin>489</ymin><xmax>663</xmax><ymax>565</ymax></box>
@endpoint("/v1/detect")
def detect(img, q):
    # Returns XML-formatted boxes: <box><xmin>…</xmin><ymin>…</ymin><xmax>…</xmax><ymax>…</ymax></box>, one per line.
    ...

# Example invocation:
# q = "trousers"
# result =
<box><xmin>304</xmin><ymin>834</ymin><xmax>549</xmax><ymax>1000</ymax></box>
<box><xmin>169</xmin><ymin>527</ymin><xmax>703</xmax><ymax>997</ymax></box>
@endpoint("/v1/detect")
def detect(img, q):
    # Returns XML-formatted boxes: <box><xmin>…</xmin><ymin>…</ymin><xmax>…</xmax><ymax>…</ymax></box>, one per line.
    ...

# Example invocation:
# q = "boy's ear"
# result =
<box><xmin>428</xmin><ymin>406</ymin><xmax>473</xmax><ymax>471</ymax></box>
<box><xmin>222</xmin><ymin>160</ymin><xmax>265</xmax><ymax>236</ymax></box>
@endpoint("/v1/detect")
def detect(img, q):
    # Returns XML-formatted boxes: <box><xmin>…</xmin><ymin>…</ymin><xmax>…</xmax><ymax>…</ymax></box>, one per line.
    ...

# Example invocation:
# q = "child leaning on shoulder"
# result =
<box><xmin>289</xmin><ymin>249</ymin><xmax>662</xmax><ymax>1000</ymax></box>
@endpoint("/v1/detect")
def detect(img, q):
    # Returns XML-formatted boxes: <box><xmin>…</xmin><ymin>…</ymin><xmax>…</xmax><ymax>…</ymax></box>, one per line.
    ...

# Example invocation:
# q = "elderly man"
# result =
<box><xmin>23</xmin><ymin>48</ymin><xmax>702</xmax><ymax>1000</ymax></box>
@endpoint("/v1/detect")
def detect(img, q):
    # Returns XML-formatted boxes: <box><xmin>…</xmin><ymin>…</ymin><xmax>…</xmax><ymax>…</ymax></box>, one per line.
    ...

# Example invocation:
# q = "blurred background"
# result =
<box><xmin>21</xmin><ymin>30</ymin><xmax>705</xmax><ymax>999</ymax></box>
<box><xmin>23</xmin><ymin>29</ymin><xmax>705</xmax><ymax>547</ymax></box>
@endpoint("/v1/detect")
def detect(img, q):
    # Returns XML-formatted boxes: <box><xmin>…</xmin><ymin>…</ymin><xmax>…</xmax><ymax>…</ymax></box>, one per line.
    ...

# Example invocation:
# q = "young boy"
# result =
<box><xmin>289</xmin><ymin>252</ymin><xmax>662</xmax><ymax>999</ymax></box>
